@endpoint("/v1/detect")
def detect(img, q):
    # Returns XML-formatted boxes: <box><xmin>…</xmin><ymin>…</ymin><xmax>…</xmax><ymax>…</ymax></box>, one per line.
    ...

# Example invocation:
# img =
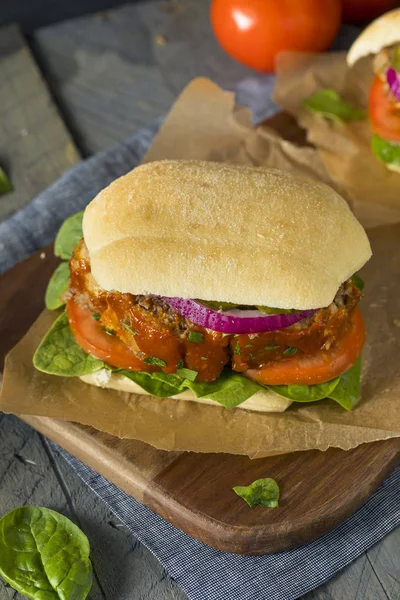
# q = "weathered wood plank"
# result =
<box><xmin>0</xmin><ymin>24</ymin><xmax>80</xmax><ymax>221</ymax></box>
<box><xmin>0</xmin><ymin>0</ymin><xmax>136</xmax><ymax>32</ymax></box>
<box><xmin>303</xmin><ymin>528</ymin><xmax>400</xmax><ymax>600</ymax></box>
<box><xmin>33</xmin><ymin>0</ymin><xmax>251</xmax><ymax>155</ymax></box>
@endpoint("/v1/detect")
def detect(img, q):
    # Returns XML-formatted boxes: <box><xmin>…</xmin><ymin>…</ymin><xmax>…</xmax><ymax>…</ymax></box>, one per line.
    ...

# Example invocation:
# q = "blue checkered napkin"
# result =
<box><xmin>54</xmin><ymin>445</ymin><xmax>400</xmax><ymax>600</ymax></box>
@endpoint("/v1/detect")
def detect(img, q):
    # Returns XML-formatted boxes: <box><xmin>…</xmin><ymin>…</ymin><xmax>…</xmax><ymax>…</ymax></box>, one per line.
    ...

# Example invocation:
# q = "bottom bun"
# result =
<box><xmin>80</xmin><ymin>369</ymin><xmax>292</xmax><ymax>413</ymax></box>
<box><xmin>386</xmin><ymin>163</ymin><xmax>400</xmax><ymax>174</ymax></box>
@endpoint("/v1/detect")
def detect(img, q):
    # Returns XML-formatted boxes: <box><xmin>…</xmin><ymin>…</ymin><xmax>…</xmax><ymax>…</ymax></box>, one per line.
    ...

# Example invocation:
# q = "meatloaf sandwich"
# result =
<box><xmin>34</xmin><ymin>160</ymin><xmax>372</xmax><ymax>413</ymax></box>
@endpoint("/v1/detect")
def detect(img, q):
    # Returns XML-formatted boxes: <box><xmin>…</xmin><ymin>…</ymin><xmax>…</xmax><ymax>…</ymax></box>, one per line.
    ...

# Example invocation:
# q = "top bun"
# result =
<box><xmin>83</xmin><ymin>160</ymin><xmax>371</xmax><ymax>310</ymax></box>
<box><xmin>347</xmin><ymin>9</ymin><xmax>400</xmax><ymax>66</ymax></box>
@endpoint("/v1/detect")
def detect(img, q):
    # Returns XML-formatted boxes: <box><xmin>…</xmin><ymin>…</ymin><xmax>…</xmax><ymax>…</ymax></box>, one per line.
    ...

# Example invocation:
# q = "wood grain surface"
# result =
<box><xmin>0</xmin><ymin>25</ymin><xmax>80</xmax><ymax>221</ymax></box>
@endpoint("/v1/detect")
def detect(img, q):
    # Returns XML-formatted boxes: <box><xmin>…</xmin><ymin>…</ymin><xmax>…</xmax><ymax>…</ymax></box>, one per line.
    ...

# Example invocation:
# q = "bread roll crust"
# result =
<box><xmin>83</xmin><ymin>160</ymin><xmax>371</xmax><ymax>309</ymax></box>
<box><xmin>347</xmin><ymin>9</ymin><xmax>400</xmax><ymax>66</ymax></box>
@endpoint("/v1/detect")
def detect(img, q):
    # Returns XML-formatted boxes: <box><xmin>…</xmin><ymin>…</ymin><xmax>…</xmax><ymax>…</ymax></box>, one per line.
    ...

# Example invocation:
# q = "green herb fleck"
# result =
<box><xmin>188</xmin><ymin>331</ymin><xmax>204</xmax><ymax>343</ymax></box>
<box><xmin>0</xmin><ymin>167</ymin><xmax>13</xmax><ymax>195</ymax></box>
<box><xmin>235</xmin><ymin>341</ymin><xmax>241</xmax><ymax>355</ymax></box>
<box><xmin>177</xmin><ymin>359</ymin><xmax>184</xmax><ymax>370</ymax></box>
<box><xmin>265</xmin><ymin>345</ymin><xmax>280</xmax><ymax>351</ymax></box>
<box><xmin>103</xmin><ymin>327</ymin><xmax>116</xmax><ymax>336</ymax></box>
<box><xmin>233</xmin><ymin>478</ymin><xmax>280</xmax><ymax>509</ymax></box>
<box><xmin>245</xmin><ymin>344</ymin><xmax>253</xmax><ymax>348</ymax></box>
<box><xmin>121</xmin><ymin>321</ymin><xmax>137</xmax><ymax>336</ymax></box>
<box><xmin>143</xmin><ymin>357</ymin><xmax>167</xmax><ymax>367</ymax></box>
<box><xmin>283</xmin><ymin>347</ymin><xmax>297</xmax><ymax>356</ymax></box>
<box><xmin>200</xmin><ymin>356</ymin><xmax>208</xmax><ymax>361</ymax></box>
<box><xmin>177</xmin><ymin>368</ymin><xmax>198</xmax><ymax>381</ymax></box>
<box><xmin>221</xmin><ymin>333</ymin><xmax>231</xmax><ymax>339</ymax></box>
<box><xmin>352</xmin><ymin>273</ymin><xmax>365</xmax><ymax>291</ymax></box>
<box><xmin>92</xmin><ymin>313</ymin><xmax>101</xmax><ymax>321</ymax></box>
<box><xmin>249</xmin><ymin>353</ymin><xmax>256</xmax><ymax>361</ymax></box>
<box><xmin>303</xmin><ymin>89</ymin><xmax>365</xmax><ymax>123</ymax></box>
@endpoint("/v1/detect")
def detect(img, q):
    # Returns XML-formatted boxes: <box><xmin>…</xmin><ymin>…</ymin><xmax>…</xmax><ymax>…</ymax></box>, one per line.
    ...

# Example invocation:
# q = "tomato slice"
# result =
<box><xmin>67</xmin><ymin>300</ymin><xmax>153</xmax><ymax>371</ymax></box>
<box><xmin>245</xmin><ymin>307</ymin><xmax>365</xmax><ymax>386</ymax></box>
<box><xmin>369</xmin><ymin>76</ymin><xmax>400</xmax><ymax>143</ymax></box>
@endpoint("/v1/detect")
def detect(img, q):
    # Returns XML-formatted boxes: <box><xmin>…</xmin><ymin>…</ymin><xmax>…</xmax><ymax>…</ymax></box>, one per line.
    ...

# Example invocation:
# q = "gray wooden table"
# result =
<box><xmin>1</xmin><ymin>2</ymin><xmax>399</xmax><ymax>598</ymax></box>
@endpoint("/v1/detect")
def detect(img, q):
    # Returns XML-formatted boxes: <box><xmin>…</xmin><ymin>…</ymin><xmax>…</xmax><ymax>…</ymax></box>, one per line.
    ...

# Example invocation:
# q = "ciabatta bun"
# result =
<box><xmin>347</xmin><ymin>9</ymin><xmax>400</xmax><ymax>67</ymax></box>
<box><xmin>83</xmin><ymin>160</ymin><xmax>371</xmax><ymax>310</ymax></box>
<box><xmin>386</xmin><ymin>162</ymin><xmax>400</xmax><ymax>174</ymax></box>
<box><xmin>80</xmin><ymin>370</ymin><xmax>292</xmax><ymax>413</ymax></box>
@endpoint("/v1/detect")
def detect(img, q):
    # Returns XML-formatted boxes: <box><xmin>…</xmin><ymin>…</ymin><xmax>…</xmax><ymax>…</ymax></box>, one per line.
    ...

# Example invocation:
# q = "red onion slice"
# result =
<box><xmin>386</xmin><ymin>67</ymin><xmax>400</xmax><ymax>101</ymax></box>
<box><xmin>163</xmin><ymin>297</ymin><xmax>317</xmax><ymax>334</ymax></box>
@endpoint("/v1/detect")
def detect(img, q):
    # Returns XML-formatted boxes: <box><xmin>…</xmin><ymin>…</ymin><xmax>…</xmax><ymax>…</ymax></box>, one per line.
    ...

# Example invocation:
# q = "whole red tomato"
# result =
<box><xmin>341</xmin><ymin>0</ymin><xmax>398</xmax><ymax>23</ymax></box>
<box><xmin>210</xmin><ymin>0</ymin><xmax>341</xmax><ymax>73</ymax></box>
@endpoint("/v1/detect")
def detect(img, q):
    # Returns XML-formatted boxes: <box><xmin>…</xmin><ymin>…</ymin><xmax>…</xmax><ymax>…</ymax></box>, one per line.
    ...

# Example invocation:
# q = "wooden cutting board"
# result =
<box><xmin>1</xmin><ymin>116</ymin><xmax>400</xmax><ymax>555</ymax></box>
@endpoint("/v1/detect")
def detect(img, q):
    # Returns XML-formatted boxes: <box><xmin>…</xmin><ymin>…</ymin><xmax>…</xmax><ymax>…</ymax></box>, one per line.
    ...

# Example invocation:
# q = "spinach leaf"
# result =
<box><xmin>268</xmin><ymin>377</ymin><xmax>340</xmax><ymax>403</ymax></box>
<box><xmin>233</xmin><ymin>478</ymin><xmax>280</xmax><ymax>508</ymax></box>
<box><xmin>119</xmin><ymin>368</ymin><xmax>261</xmax><ymax>408</ymax></box>
<box><xmin>33</xmin><ymin>312</ymin><xmax>104</xmax><ymax>376</ymax></box>
<box><xmin>118</xmin><ymin>369</ymin><xmax>183</xmax><ymax>398</ymax></box>
<box><xmin>186</xmin><ymin>370</ymin><xmax>262</xmax><ymax>409</ymax></box>
<box><xmin>0</xmin><ymin>167</ymin><xmax>12</xmax><ymax>195</ymax></box>
<box><xmin>45</xmin><ymin>262</ymin><xmax>70</xmax><ymax>310</ymax></box>
<box><xmin>303</xmin><ymin>89</ymin><xmax>365</xmax><ymax>124</ymax></box>
<box><xmin>267</xmin><ymin>360</ymin><xmax>361</xmax><ymax>411</ymax></box>
<box><xmin>371</xmin><ymin>134</ymin><xmax>400</xmax><ymax>167</ymax></box>
<box><xmin>0</xmin><ymin>506</ymin><xmax>92</xmax><ymax>600</ymax></box>
<box><xmin>351</xmin><ymin>273</ymin><xmax>364</xmax><ymax>291</ymax></box>
<box><xmin>176</xmin><ymin>367</ymin><xmax>198</xmax><ymax>381</ymax></box>
<box><xmin>54</xmin><ymin>211</ymin><xmax>84</xmax><ymax>260</ymax></box>
<box><xmin>329</xmin><ymin>358</ymin><xmax>361</xmax><ymax>410</ymax></box>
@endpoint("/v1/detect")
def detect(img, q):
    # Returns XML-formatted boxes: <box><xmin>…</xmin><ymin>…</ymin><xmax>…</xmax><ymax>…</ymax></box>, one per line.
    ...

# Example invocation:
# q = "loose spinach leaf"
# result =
<box><xmin>0</xmin><ymin>506</ymin><xmax>92</xmax><ymax>600</ymax></box>
<box><xmin>45</xmin><ymin>262</ymin><xmax>70</xmax><ymax>310</ymax></box>
<box><xmin>329</xmin><ymin>358</ymin><xmax>361</xmax><ymax>410</ymax></box>
<box><xmin>54</xmin><ymin>211</ymin><xmax>84</xmax><ymax>259</ymax></box>
<box><xmin>371</xmin><ymin>134</ymin><xmax>400</xmax><ymax>167</ymax></box>
<box><xmin>33</xmin><ymin>311</ymin><xmax>104</xmax><ymax>376</ymax></box>
<box><xmin>303</xmin><ymin>89</ymin><xmax>365</xmax><ymax>124</ymax></box>
<box><xmin>233</xmin><ymin>478</ymin><xmax>280</xmax><ymax>508</ymax></box>
<box><xmin>0</xmin><ymin>167</ymin><xmax>12</xmax><ymax>195</ymax></box>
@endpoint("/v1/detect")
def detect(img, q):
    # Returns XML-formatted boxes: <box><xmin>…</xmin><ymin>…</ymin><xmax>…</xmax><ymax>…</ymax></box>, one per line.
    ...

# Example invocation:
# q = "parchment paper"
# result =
<box><xmin>1</xmin><ymin>78</ymin><xmax>400</xmax><ymax>458</ymax></box>
<box><xmin>274</xmin><ymin>52</ymin><xmax>400</xmax><ymax>228</ymax></box>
